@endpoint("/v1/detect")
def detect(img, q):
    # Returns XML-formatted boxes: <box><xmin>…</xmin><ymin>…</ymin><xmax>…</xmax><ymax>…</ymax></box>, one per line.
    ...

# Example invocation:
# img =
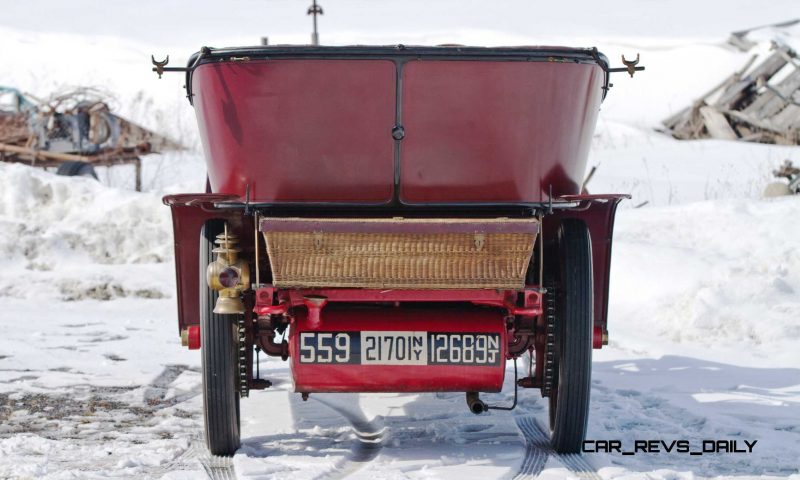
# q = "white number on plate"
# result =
<box><xmin>361</xmin><ymin>332</ymin><xmax>427</xmax><ymax>365</ymax></box>
<box><xmin>299</xmin><ymin>332</ymin><xmax>351</xmax><ymax>363</ymax></box>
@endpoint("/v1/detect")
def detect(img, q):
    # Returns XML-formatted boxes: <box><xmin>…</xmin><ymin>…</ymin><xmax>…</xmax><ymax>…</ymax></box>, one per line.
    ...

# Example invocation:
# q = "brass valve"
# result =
<box><xmin>206</xmin><ymin>223</ymin><xmax>250</xmax><ymax>314</ymax></box>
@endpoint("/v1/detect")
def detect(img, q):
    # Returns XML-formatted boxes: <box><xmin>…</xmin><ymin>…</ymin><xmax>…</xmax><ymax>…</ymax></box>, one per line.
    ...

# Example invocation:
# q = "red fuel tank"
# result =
<box><xmin>289</xmin><ymin>306</ymin><xmax>507</xmax><ymax>393</ymax></box>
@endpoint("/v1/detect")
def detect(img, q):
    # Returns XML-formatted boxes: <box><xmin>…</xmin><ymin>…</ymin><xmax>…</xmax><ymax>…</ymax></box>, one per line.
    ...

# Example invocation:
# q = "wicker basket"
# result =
<box><xmin>261</xmin><ymin>217</ymin><xmax>538</xmax><ymax>289</ymax></box>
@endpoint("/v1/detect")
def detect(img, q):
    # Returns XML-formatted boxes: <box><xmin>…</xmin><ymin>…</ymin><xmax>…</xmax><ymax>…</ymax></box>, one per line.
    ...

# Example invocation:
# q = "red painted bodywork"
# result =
<box><xmin>289</xmin><ymin>306</ymin><xmax>507</xmax><ymax>393</ymax></box>
<box><xmin>400</xmin><ymin>61</ymin><xmax>604</xmax><ymax>203</ymax></box>
<box><xmin>191</xmin><ymin>56</ymin><xmax>604</xmax><ymax>203</ymax></box>
<box><xmin>193</xmin><ymin>60</ymin><xmax>396</xmax><ymax>203</ymax></box>
<box><xmin>256</xmin><ymin>287</ymin><xmax>542</xmax><ymax>318</ymax></box>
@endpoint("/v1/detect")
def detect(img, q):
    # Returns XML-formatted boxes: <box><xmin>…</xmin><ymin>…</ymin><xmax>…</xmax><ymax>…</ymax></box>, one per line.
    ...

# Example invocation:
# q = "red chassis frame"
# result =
<box><xmin>163</xmin><ymin>193</ymin><xmax>628</xmax><ymax>350</ymax></box>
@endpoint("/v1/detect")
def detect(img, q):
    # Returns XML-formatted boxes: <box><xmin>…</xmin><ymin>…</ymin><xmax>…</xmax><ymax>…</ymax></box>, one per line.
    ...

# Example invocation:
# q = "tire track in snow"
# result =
<box><xmin>513</xmin><ymin>415</ymin><xmax>602</xmax><ymax>480</ymax></box>
<box><xmin>150</xmin><ymin>434</ymin><xmax>236</xmax><ymax>480</ymax></box>
<box><xmin>193</xmin><ymin>390</ymin><xmax>386</xmax><ymax>480</ymax></box>
<box><xmin>513</xmin><ymin>415</ymin><xmax>549</xmax><ymax>479</ymax></box>
<box><xmin>143</xmin><ymin>364</ymin><xmax>200</xmax><ymax>407</ymax></box>
<box><xmin>138</xmin><ymin>364</ymin><xmax>207</xmax><ymax>478</ymax></box>
<box><xmin>151</xmin><ymin>437</ymin><xmax>203</xmax><ymax>475</ymax></box>
<box><xmin>199</xmin><ymin>453</ymin><xmax>237</xmax><ymax>480</ymax></box>
<box><xmin>530</xmin><ymin>418</ymin><xmax>601</xmax><ymax>480</ymax></box>
<box><xmin>311</xmin><ymin>396</ymin><xmax>387</xmax><ymax>480</ymax></box>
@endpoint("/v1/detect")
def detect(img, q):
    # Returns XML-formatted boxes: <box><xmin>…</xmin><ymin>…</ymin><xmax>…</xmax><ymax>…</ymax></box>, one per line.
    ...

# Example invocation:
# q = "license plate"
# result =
<box><xmin>298</xmin><ymin>331</ymin><xmax>501</xmax><ymax>366</ymax></box>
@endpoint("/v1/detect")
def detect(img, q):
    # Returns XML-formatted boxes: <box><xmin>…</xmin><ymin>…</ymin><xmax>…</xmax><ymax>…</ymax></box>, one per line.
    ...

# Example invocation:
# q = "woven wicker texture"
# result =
<box><xmin>262</xmin><ymin>218</ymin><xmax>537</xmax><ymax>289</ymax></box>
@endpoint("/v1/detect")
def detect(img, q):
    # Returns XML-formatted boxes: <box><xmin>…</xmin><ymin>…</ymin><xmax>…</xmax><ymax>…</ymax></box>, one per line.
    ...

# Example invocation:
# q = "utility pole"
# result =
<box><xmin>307</xmin><ymin>0</ymin><xmax>323</xmax><ymax>46</ymax></box>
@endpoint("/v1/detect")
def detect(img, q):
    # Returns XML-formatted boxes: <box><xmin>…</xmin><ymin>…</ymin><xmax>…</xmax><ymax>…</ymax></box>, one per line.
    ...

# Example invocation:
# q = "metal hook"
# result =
<box><xmin>621</xmin><ymin>54</ymin><xmax>640</xmax><ymax>77</ymax></box>
<box><xmin>151</xmin><ymin>55</ymin><xmax>169</xmax><ymax>79</ymax></box>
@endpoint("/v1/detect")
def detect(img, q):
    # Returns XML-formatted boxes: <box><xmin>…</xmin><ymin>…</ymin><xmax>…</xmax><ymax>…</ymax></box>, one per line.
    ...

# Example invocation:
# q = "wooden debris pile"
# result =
<box><xmin>662</xmin><ymin>41</ymin><xmax>800</xmax><ymax>145</ymax></box>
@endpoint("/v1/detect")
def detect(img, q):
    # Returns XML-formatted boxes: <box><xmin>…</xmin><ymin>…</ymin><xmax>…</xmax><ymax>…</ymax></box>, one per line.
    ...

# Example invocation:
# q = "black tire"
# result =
<box><xmin>56</xmin><ymin>161</ymin><xmax>98</xmax><ymax>180</ymax></box>
<box><xmin>200</xmin><ymin>220</ymin><xmax>241</xmax><ymax>456</ymax></box>
<box><xmin>548</xmin><ymin>218</ymin><xmax>593</xmax><ymax>453</ymax></box>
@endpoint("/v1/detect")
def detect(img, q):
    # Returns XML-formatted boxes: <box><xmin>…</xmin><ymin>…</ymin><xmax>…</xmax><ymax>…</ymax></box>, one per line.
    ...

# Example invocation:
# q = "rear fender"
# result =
<box><xmin>163</xmin><ymin>193</ymin><xmax>254</xmax><ymax>334</ymax></box>
<box><xmin>542</xmin><ymin>194</ymin><xmax>629</xmax><ymax>342</ymax></box>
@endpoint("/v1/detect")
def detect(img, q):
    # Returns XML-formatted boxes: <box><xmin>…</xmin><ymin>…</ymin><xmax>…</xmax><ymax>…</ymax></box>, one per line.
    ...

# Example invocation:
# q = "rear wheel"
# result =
<box><xmin>200</xmin><ymin>220</ymin><xmax>241</xmax><ymax>456</ymax></box>
<box><xmin>547</xmin><ymin>218</ymin><xmax>593</xmax><ymax>453</ymax></box>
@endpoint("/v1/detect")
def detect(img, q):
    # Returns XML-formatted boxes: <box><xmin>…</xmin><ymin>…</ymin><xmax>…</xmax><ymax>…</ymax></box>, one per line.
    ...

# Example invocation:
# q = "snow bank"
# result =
<box><xmin>606</xmin><ymin>196</ymin><xmax>800</xmax><ymax>367</ymax></box>
<box><xmin>0</xmin><ymin>163</ymin><xmax>175</xmax><ymax>302</ymax></box>
<box><xmin>0</xmin><ymin>163</ymin><xmax>171</xmax><ymax>265</ymax></box>
<box><xmin>589</xmin><ymin>122</ymin><xmax>797</xmax><ymax>206</ymax></box>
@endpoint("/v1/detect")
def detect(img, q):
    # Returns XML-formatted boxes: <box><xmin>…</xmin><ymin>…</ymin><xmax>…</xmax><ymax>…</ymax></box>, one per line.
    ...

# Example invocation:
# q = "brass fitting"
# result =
<box><xmin>206</xmin><ymin>223</ymin><xmax>250</xmax><ymax>314</ymax></box>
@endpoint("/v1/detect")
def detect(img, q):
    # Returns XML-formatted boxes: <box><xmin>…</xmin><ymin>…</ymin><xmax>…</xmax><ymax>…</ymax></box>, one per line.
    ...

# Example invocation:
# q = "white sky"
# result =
<box><xmin>2</xmin><ymin>0</ymin><xmax>798</xmax><ymax>47</ymax></box>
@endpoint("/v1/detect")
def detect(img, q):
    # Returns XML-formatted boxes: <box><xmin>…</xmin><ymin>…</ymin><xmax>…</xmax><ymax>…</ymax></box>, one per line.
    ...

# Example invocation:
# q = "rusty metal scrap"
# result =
<box><xmin>1</xmin><ymin>87</ymin><xmax>183</xmax><ymax>192</ymax></box>
<box><xmin>0</xmin><ymin>87</ymin><xmax>182</xmax><ymax>160</ymax></box>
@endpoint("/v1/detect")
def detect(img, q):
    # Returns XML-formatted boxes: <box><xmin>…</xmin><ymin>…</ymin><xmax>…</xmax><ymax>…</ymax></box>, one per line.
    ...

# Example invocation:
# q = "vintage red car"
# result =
<box><xmin>160</xmin><ymin>44</ymin><xmax>637</xmax><ymax>456</ymax></box>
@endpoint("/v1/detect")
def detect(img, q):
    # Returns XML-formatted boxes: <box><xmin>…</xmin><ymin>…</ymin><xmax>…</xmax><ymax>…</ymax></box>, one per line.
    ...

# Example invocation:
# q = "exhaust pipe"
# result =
<box><xmin>466</xmin><ymin>392</ymin><xmax>488</xmax><ymax>414</ymax></box>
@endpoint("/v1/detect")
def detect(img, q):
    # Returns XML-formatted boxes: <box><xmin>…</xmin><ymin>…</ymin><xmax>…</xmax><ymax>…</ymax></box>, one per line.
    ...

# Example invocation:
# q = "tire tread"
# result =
<box><xmin>550</xmin><ymin>218</ymin><xmax>593</xmax><ymax>453</ymax></box>
<box><xmin>200</xmin><ymin>220</ymin><xmax>241</xmax><ymax>456</ymax></box>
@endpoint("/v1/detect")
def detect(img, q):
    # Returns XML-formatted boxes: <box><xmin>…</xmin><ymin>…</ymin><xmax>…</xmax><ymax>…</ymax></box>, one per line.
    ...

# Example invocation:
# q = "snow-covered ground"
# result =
<box><xmin>1</xmin><ymin>2</ymin><xmax>799</xmax><ymax>479</ymax></box>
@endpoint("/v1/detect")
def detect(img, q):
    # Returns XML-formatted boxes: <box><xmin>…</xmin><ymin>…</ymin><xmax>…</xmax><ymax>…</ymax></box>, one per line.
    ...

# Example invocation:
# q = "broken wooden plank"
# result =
<box><xmin>0</xmin><ymin>142</ymin><xmax>142</xmax><ymax>164</ymax></box>
<box><xmin>742</xmin><ymin>68</ymin><xmax>800</xmax><ymax>119</ymax></box>
<box><xmin>714</xmin><ymin>49</ymin><xmax>790</xmax><ymax>110</ymax></box>
<box><xmin>772</xmin><ymin>102</ymin><xmax>800</xmax><ymax>130</ymax></box>
<box><xmin>661</xmin><ymin>55</ymin><xmax>759</xmax><ymax>138</ymax></box>
<box><xmin>699</xmin><ymin>106</ymin><xmax>738</xmax><ymax>139</ymax></box>
<box><xmin>728</xmin><ymin>33</ymin><xmax>756</xmax><ymax>53</ymax></box>
<box><xmin>0</xmin><ymin>142</ymin><xmax>93</xmax><ymax>163</ymax></box>
<box><xmin>722</xmin><ymin>108</ymin><xmax>788</xmax><ymax>135</ymax></box>
<box><xmin>662</xmin><ymin>105</ymin><xmax>692</xmax><ymax>130</ymax></box>
<box><xmin>661</xmin><ymin>26</ymin><xmax>800</xmax><ymax>145</ymax></box>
